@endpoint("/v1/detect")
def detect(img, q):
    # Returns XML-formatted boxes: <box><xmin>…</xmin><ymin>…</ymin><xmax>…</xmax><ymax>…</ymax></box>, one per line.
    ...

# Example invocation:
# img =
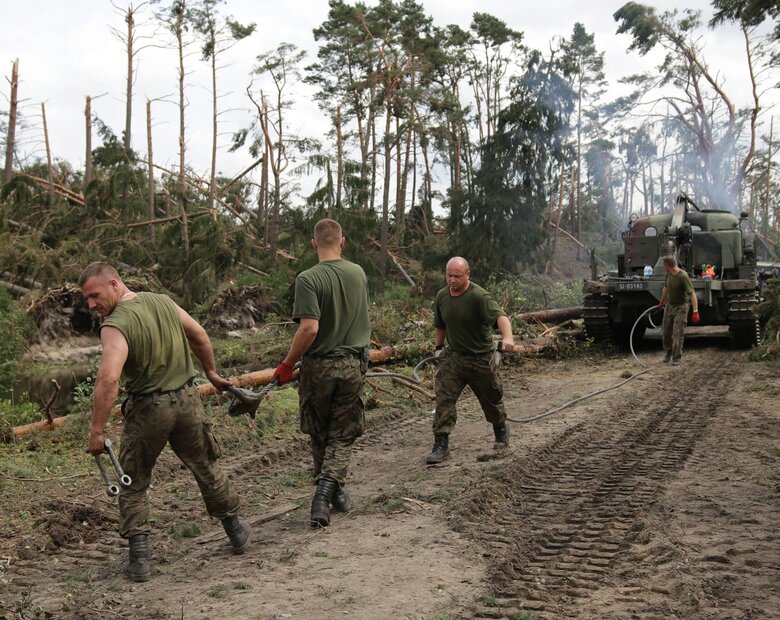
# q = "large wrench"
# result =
<box><xmin>86</xmin><ymin>439</ymin><xmax>132</xmax><ymax>496</ymax></box>
<box><xmin>103</xmin><ymin>438</ymin><xmax>132</xmax><ymax>487</ymax></box>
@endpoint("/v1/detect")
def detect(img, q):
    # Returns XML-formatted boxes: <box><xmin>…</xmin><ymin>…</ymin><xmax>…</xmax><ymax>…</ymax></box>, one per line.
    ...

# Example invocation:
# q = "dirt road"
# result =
<box><xmin>1</xmin><ymin>340</ymin><xmax>778</xmax><ymax>619</ymax></box>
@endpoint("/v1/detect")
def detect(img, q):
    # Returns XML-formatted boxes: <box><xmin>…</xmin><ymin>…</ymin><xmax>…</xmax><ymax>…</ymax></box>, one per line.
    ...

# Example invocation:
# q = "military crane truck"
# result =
<box><xmin>582</xmin><ymin>194</ymin><xmax>764</xmax><ymax>348</ymax></box>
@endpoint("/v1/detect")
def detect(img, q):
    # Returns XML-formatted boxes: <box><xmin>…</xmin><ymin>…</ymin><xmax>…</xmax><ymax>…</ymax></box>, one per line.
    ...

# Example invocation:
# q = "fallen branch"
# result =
<box><xmin>548</xmin><ymin>221</ymin><xmax>585</xmax><ymax>249</ymax></box>
<box><xmin>0</xmin><ymin>470</ymin><xmax>90</xmax><ymax>482</ymax></box>
<box><xmin>194</xmin><ymin>501</ymin><xmax>302</xmax><ymax>544</ymax></box>
<box><xmin>0</xmin><ymin>280</ymin><xmax>31</xmax><ymax>297</ymax></box>
<box><xmin>126</xmin><ymin>210</ymin><xmax>212</xmax><ymax>229</ymax></box>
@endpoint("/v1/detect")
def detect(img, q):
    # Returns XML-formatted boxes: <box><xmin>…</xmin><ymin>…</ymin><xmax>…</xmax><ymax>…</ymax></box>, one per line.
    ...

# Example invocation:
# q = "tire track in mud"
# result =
<box><xmin>459</xmin><ymin>358</ymin><xmax>728</xmax><ymax>619</ymax></box>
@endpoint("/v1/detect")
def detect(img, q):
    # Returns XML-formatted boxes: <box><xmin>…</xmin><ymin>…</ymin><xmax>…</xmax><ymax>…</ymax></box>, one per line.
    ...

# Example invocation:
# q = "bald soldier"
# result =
<box><xmin>426</xmin><ymin>257</ymin><xmax>515</xmax><ymax>464</ymax></box>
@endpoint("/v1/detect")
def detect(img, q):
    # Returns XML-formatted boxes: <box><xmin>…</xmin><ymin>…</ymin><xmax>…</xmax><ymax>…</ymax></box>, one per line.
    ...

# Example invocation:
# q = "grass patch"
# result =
<box><xmin>382</xmin><ymin>497</ymin><xmax>406</xmax><ymax>513</ymax></box>
<box><xmin>279</xmin><ymin>548</ymin><xmax>299</xmax><ymax>564</ymax></box>
<box><xmin>170</xmin><ymin>521</ymin><xmax>202</xmax><ymax>541</ymax></box>
<box><xmin>208</xmin><ymin>585</ymin><xmax>229</xmax><ymax>599</ymax></box>
<box><xmin>480</xmin><ymin>594</ymin><xmax>498</xmax><ymax>607</ymax></box>
<box><xmin>512</xmin><ymin>612</ymin><xmax>538</xmax><ymax>620</ymax></box>
<box><xmin>232</xmin><ymin>581</ymin><xmax>252</xmax><ymax>591</ymax></box>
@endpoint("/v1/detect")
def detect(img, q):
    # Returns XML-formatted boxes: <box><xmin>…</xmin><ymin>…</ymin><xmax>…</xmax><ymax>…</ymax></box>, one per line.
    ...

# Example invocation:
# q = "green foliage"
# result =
<box><xmin>0</xmin><ymin>288</ymin><xmax>36</xmax><ymax>385</ymax></box>
<box><xmin>750</xmin><ymin>278</ymin><xmax>780</xmax><ymax>361</ymax></box>
<box><xmin>0</xmin><ymin>400</ymin><xmax>41</xmax><ymax>431</ymax></box>
<box><xmin>456</xmin><ymin>49</ymin><xmax>575</xmax><ymax>275</ymax></box>
<box><xmin>170</xmin><ymin>521</ymin><xmax>203</xmax><ymax>540</ymax></box>
<box><xmin>483</xmin><ymin>274</ymin><xmax>582</xmax><ymax>315</ymax></box>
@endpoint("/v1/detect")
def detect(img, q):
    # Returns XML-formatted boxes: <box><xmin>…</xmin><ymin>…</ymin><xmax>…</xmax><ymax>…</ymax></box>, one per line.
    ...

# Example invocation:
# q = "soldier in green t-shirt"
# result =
<box><xmin>426</xmin><ymin>257</ymin><xmax>515</xmax><ymax>464</ymax></box>
<box><xmin>273</xmin><ymin>219</ymin><xmax>370</xmax><ymax>528</ymax></box>
<box><xmin>657</xmin><ymin>255</ymin><xmax>700</xmax><ymax>365</ymax></box>
<box><xmin>79</xmin><ymin>262</ymin><xmax>249</xmax><ymax>582</ymax></box>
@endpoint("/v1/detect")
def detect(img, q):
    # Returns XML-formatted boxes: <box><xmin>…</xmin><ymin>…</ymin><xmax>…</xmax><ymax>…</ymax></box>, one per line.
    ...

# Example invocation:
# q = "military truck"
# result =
<box><xmin>582</xmin><ymin>194</ymin><xmax>764</xmax><ymax>348</ymax></box>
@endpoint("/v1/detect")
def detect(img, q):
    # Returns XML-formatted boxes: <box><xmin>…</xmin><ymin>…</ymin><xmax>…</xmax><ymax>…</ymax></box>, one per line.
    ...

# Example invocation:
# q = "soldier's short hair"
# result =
<box><xmin>314</xmin><ymin>219</ymin><xmax>342</xmax><ymax>249</ymax></box>
<box><xmin>78</xmin><ymin>262</ymin><xmax>120</xmax><ymax>287</ymax></box>
<box><xmin>662</xmin><ymin>255</ymin><xmax>677</xmax><ymax>268</ymax></box>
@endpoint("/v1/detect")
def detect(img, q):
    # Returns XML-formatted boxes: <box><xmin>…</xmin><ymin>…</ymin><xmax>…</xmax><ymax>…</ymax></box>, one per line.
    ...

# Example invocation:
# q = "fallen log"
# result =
<box><xmin>1</xmin><ymin>280</ymin><xmax>31</xmax><ymax>297</ymax></box>
<box><xmin>11</xmin><ymin>337</ymin><xmax>563</xmax><ymax>437</ymax></box>
<box><xmin>516</xmin><ymin>306</ymin><xmax>583</xmax><ymax>324</ymax></box>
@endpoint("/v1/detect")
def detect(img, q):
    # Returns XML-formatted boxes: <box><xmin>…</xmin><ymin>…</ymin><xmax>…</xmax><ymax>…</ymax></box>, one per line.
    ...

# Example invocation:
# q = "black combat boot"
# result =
<box><xmin>493</xmin><ymin>423</ymin><xmax>509</xmax><ymax>450</ymax></box>
<box><xmin>127</xmin><ymin>534</ymin><xmax>151</xmax><ymax>582</ymax></box>
<box><xmin>331</xmin><ymin>484</ymin><xmax>352</xmax><ymax>512</ymax></box>
<box><xmin>425</xmin><ymin>434</ymin><xmax>449</xmax><ymax>464</ymax></box>
<box><xmin>221</xmin><ymin>516</ymin><xmax>252</xmax><ymax>555</ymax></box>
<box><xmin>662</xmin><ymin>350</ymin><xmax>672</xmax><ymax>363</ymax></box>
<box><xmin>311</xmin><ymin>477</ymin><xmax>338</xmax><ymax>527</ymax></box>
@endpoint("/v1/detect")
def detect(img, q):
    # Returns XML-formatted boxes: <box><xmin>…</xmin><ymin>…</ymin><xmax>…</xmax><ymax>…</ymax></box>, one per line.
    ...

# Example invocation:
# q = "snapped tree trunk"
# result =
<box><xmin>4</xmin><ymin>59</ymin><xmax>19</xmax><ymax>184</ymax></box>
<box><xmin>146</xmin><ymin>99</ymin><xmax>155</xmax><ymax>245</ymax></box>
<box><xmin>84</xmin><ymin>96</ymin><xmax>93</xmax><ymax>198</ymax></box>
<box><xmin>378</xmin><ymin>101</ymin><xmax>393</xmax><ymax>296</ymax></box>
<box><xmin>41</xmin><ymin>102</ymin><xmax>54</xmax><ymax>206</ymax></box>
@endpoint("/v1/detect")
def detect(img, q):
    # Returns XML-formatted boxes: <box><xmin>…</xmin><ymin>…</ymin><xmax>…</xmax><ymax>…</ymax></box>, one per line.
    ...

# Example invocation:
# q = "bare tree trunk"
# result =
<box><xmin>260</xmin><ymin>116</ymin><xmax>269</xmax><ymax>242</ymax></box>
<box><xmin>394</xmin><ymin>115</ymin><xmax>402</xmax><ymax>233</ymax></box>
<box><xmin>3</xmin><ymin>59</ymin><xmax>19</xmax><ymax>184</ymax></box>
<box><xmin>84</xmin><ymin>95</ymin><xmax>93</xmax><ymax>196</ymax></box>
<box><xmin>208</xmin><ymin>50</ymin><xmax>218</xmax><ymax>220</ymax></box>
<box><xmin>379</xmin><ymin>102</ymin><xmax>393</xmax><ymax>296</ymax></box>
<box><xmin>398</xmin><ymin>117</ymin><xmax>413</xmax><ymax>236</ymax></box>
<box><xmin>122</xmin><ymin>6</ymin><xmax>135</xmax><ymax>204</ymax></box>
<box><xmin>546</xmin><ymin>166</ymin><xmax>567</xmax><ymax>274</ymax></box>
<box><xmin>176</xmin><ymin>11</ymin><xmax>190</xmax><ymax>262</ymax></box>
<box><xmin>576</xmin><ymin>70</ymin><xmax>583</xmax><ymax>260</ymax></box>
<box><xmin>146</xmin><ymin>99</ymin><xmax>155</xmax><ymax>245</ymax></box>
<box><xmin>764</xmin><ymin>117</ymin><xmax>773</xmax><ymax>236</ymax></box>
<box><xmin>335</xmin><ymin>106</ymin><xmax>343</xmax><ymax>211</ymax></box>
<box><xmin>370</xmin><ymin>112</ymin><xmax>377</xmax><ymax>214</ymax></box>
<box><xmin>41</xmin><ymin>103</ymin><xmax>54</xmax><ymax>206</ymax></box>
<box><xmin>124</xmin><ymin>7</ymin><xmax>134</xmax><ymax>152</ymax></box>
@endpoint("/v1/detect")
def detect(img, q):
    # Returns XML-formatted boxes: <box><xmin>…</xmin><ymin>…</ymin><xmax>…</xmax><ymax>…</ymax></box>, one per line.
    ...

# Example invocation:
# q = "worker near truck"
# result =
<box><xmin>426</xmin><ymin>257</ymin><xmax>515</xmax><ymax>464</ymax></box>
<box><xmin>273</xmin><ymin>218</ymin><xmax>371</xmax><ymax>528</ymax></box>
<box><xmin>79</xmin><ymin>262</ymin><xmax>250</xmax><ymax>583</ymax></box>
<box><xmin>658</xmin><ymin>255</ymin><xmax>700</xmax><ymax>365</ymax></box>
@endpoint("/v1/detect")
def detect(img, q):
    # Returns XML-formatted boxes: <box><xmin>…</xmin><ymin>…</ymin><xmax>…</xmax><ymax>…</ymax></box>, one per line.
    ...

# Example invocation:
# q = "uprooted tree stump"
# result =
<box><xmin>204</xmin><ymin>284</ymin><xmax>280</xmax><ymax>332</ymax></box>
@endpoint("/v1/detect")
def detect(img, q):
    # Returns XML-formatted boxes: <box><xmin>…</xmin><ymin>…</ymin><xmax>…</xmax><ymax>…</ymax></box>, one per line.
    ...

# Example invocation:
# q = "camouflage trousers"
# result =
<box><xmin>118</xmin><ymin>384</ymin><xmax>240</xmax><ymax>538</ymax></box>
<box><xmin>662</xmin><ymin>303</ymin><xmax>689</xmax><ymax>361</ymax></box>
<box><xmin>299</xmin><ymin>354</ymin><xmax>366</xmax><ymax>486</ymax></box>
<box><xmin>433</xmin><ymin>349</ymin><xmax>507</xmax><ymax>435</ymax></box>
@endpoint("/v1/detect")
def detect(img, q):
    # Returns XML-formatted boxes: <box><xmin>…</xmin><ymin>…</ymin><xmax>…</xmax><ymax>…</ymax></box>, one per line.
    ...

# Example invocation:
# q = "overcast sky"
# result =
<box><xmin>1</xmin><ymin>0</ymin><xmax>777</xmax><ymax>194</ymax></box>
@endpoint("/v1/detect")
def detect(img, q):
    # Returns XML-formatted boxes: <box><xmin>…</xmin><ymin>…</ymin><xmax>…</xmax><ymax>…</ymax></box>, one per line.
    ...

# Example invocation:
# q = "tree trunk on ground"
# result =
<box><xmin>516</xmin><ymin>307</ymin><xmax>583</xmax><ymax>324</ymax></box>
<box><xmin>4</xmin><ymin>59</ymin><xmax>19</xmax><ymax>184</ymax></box>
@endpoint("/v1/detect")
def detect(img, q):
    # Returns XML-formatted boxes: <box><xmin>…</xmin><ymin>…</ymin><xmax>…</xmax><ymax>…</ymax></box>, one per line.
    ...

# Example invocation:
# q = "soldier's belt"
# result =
<box><xmin>128</xmin><ymin>379</ymin><xmax>195</xmax><ymax>402</ymax></box>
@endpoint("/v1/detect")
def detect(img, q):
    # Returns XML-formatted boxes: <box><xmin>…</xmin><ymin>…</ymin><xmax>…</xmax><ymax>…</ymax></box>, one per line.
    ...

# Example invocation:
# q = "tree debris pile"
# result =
<box><xmin>205</xmin><ymin>284</ymin><xmax>278</xmax><ymax>332</ymax></box>
<box><xmin>26</xmin><ymin>284</ymin><xmax>97</xmax><ymax>341</ymax></box>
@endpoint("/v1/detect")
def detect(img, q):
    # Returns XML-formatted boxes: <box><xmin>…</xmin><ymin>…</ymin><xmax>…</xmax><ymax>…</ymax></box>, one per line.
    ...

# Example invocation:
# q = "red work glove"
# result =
<box><xmin>273</xmin><ymin>360</ymin><xmax>296</xmax><ymax>386</ymax></box>
<box><xmin>691</xmin><ymin>311</ymin><xmax>700</xmax><ymax>325</ymax></box>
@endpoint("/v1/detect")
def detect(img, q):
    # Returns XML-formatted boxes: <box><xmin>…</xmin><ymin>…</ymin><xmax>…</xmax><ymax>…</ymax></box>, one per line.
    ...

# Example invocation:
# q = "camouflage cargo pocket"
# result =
<box><xmin>203</xmin><ymin>420</ymin><xmax>222</xmax><ymax>460</ymax></box>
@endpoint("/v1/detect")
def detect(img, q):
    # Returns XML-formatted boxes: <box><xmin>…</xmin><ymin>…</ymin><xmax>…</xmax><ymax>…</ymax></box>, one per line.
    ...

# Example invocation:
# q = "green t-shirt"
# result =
<box><xmin>665</xmin><ymin>270</ymin><xmax>695</xmax><ymax>305</ymax></box>
<box><xmin>292</xmin><ymin>258</ymin><xmax>371</xmax><ymax>357</ymax></box>
<box><xmin>101</xmin><ymin>292</ymin><xmax>197</xmax><ymax>394</ymax></box>
<box><xmin>434</xmin><ymin>282</ymin><xmax>505</xmax><ymax>354</ymax></box>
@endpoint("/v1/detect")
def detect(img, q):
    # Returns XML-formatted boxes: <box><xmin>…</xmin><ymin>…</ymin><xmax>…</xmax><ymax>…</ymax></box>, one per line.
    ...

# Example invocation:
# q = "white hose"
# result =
<box><xmin>507</xmin><ymin>304</ymin><xmax>659</xmax><ymax>424</ymax></box>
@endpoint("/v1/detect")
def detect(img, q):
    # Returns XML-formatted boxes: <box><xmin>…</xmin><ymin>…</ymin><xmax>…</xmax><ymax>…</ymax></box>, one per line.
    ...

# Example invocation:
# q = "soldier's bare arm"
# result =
<box><xmin>497</xmin><ymin>315</ymin><xmax>515</xmax><ymax>353</ymax></box>
<box><xmin>284</xmin><ymin>318</ymin><xmax>319</xmax><ymax>366</ymax></box>
<box><xmin>175</xmin><ymin>304</ymin><xmax>231</xmax><ymax>391</ymax></box>
<box><xmin>89</xmin><ymin>326</ymin><xmax>128</xmax><ymax>455</ymax></box>
<box><xmin>435</xmin><ymin>327</ymin><xmax>446</xmax><ymax>347</ymax></box>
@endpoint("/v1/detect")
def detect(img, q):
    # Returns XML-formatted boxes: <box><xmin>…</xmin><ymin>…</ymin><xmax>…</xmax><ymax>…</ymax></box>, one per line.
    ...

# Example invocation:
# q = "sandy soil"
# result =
<box><xmin>1</xmin><ymin>337</ymin><xmax>778</xmax><ymax>619</ymax></box>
